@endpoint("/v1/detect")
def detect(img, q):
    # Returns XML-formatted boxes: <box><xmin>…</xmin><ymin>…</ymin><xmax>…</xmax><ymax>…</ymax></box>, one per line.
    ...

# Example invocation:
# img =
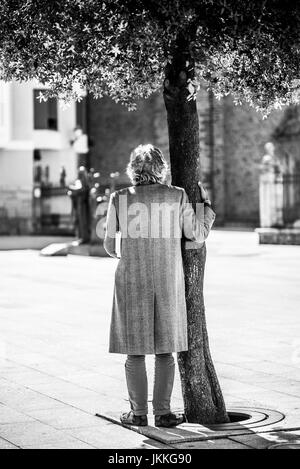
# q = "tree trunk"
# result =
<box><xmin>163</xmin><ymin>48</ymin><xmax>229</xmax><ymax>424</ymax></box>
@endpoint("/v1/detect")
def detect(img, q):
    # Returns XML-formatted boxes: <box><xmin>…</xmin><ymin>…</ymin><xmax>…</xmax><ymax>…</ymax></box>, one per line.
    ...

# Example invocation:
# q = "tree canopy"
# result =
<box><xmin>0</xmin><ymin>0</ymin><xmax>299</xmax><ymax>115</ymax></box>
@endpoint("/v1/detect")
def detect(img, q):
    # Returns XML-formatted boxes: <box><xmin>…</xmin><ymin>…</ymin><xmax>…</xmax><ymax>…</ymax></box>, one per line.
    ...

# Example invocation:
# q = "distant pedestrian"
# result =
<box><xmin>59</xmin><ymin>166</ymin><xmax>66</xmax><ymax>187</ymax></box>
<box><xmin>104</xmin><ymin>144</ymin><xmax>216</xmax><ymax>427</ymax></box>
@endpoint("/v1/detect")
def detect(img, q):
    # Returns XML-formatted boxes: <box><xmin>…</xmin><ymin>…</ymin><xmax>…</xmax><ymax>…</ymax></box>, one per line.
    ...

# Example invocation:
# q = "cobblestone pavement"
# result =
<box><xmin>0</xmin><ymin>230</ymin><xmax>300</xmax><ymax>449</ymax></box>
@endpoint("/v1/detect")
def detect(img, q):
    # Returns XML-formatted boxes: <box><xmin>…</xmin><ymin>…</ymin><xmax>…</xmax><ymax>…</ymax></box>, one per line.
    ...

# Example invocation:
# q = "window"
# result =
<box><xmin>33</xmin><ymin>90</ymin><xmax>58</xmax><ymax>130</ymax></box>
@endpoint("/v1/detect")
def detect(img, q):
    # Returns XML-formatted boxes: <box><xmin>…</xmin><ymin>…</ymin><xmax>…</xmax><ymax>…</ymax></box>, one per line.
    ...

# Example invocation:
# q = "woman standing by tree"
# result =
<box><xmin>104</xmin><ymin>144</ymin><xmax>216</xmax><ymax>426</ymax></box>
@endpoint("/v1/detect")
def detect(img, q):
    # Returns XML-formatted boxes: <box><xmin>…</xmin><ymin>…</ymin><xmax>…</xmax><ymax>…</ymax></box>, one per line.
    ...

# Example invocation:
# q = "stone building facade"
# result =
<box><xmin>88</xmin><ymin>88</ymin><xmax>297</xmax><ymax>227</ymax></box>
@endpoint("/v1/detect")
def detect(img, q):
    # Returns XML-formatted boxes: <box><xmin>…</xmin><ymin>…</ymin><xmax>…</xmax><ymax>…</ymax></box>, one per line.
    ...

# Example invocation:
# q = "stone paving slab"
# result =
<box><xmin>229</xmin><ymin>429</ymin><xmax>300</xmax><ymax>449</ymax></box>
<box><xmin>40</xmin><ymin>243</ymin><xmax>69</xmax><ymax>257</ymax></box>
<box><xmin>170</xmin><ymin>439</ymin><xmax>251</xmax><ymax>449</ymax></box>
<box><xmin>0</xmin><ymin>403</ymin><xmax>35</xmax><ymax>425</ymax></box>
<box><xmin>63</xmin><ymin>422</ymin><xmax>175</xmax><ymax>449</ymax></box>
<box><xmin>0</xmin><ymin>380</ymin><xmax>69</xmax><ymax>412</ymax></box>
<box><xmin>25</xmin><ymin>406</ymin><xmax>108</xmax><ymax>430</ymax></box>
<box><xmin>0</xmin><ymin>437</ymin><xmax>19</xmax><ymax>449</ymax></box>
<box><xmin>0</xmin><ymin>421</ymin><xmax>66</xmax><ymax>447</ymax></box>
<box><xmin>23</xmin><ymin>439</ymin><xmax>95</xmax><ymax>449</ymax></box>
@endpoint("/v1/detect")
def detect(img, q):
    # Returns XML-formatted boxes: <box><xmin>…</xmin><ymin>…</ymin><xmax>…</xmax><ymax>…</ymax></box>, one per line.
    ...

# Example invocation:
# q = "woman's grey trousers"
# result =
<box><xmin>125</xmin><ymin>354</ymin><xmax>175</xmax><ymax>416</ymax></box>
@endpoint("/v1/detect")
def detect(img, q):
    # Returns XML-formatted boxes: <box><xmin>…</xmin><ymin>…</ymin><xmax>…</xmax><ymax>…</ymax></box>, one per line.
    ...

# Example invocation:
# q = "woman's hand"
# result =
<box><xmin>197</xmin><ymin>181</ymin><xmax>210</xmax><ymax>203</ymax></box>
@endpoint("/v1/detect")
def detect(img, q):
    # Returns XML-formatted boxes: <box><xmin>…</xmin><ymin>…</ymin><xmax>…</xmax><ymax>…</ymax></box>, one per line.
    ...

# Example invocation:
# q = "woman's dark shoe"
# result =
<box><xmin>120</xmin><ymin>411</ymin><xmax>148</xmax><ymax>426</ymax></box>
<box><xmin>155</xmin><ymin>412</ymin><xmax>185</xmax><ymax>428</ymax></box>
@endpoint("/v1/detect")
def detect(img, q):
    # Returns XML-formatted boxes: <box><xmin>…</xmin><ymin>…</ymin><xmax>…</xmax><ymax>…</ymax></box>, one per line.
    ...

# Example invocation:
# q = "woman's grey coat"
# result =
<box><xmin>104</xmin><ymin>183</ymin><xmax>216</xmax><ymax>355</ymax></box>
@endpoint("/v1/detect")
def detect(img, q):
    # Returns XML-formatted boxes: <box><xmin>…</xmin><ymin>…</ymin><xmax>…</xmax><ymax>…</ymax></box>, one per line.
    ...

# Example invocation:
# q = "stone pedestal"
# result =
<box><xmin>256</xmin><ymin>228</ymin><xmax>300</xmax><ymax>245</ymax></box>
<box><xmin>259</xmin><ymin>171</ymin><xmax>284</xmax><ymax>228</ymax></box>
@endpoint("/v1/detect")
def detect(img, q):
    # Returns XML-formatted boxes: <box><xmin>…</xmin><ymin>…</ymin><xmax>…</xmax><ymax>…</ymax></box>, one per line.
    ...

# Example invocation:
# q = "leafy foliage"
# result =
<box><xmin>0</xmin><ymin>0</ymin><xmax>299</xmax><ymax>114</ymax></box>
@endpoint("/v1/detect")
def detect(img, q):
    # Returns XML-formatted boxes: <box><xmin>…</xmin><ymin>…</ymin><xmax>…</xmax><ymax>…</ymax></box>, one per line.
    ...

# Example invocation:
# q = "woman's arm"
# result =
<box><xmin>104</xmin><ymin>192</ymin><xmax>119</xmax><ymax>258</ymax></box>
<box><xmin>181</xmin><ymin>184</ymin><xmax>216</xmax><ymax>243</ymax></box>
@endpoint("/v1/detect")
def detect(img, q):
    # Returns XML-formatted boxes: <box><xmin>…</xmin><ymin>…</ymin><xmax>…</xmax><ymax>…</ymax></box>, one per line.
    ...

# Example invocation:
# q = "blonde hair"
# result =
<box><xmin>126</xmin><ymin>144</ymin><xmax>168</xmax><ymax>185</ymax></box>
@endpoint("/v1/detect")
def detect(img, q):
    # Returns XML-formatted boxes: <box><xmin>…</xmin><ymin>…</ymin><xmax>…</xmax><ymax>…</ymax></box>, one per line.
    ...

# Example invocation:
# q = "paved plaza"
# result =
<box><xmin>0</xmin><ymin>230</ymin><xmax>300</xmax><ymax>449</ymax></box>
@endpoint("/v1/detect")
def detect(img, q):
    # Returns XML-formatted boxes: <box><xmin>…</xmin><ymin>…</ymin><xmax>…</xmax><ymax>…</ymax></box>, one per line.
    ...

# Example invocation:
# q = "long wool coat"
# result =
<box><xmin>104</xmin><ymin>183</ymin><xmax>216</xmax><ymax>355</ymax></box>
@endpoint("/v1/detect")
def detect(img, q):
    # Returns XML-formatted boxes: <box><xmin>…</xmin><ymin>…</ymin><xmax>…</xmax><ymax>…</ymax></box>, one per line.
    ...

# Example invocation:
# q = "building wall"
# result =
<box><xmin>197</xmin><ymin>89</ymin><xmax>226</xmax><ymax>223</ymax></box>
<box><xmin>211</xmin><ymin>95</ymin><xmax>226</xmax><ymax>224</ymax></box>
<box><xmin>88</xmin><ymin>90</ymin><xmax>220</xmax><ymax>190</ymax></box>
<box><xmin>89</xmin><ymin>93</ymin><xmax>163</xmax><ymax>187</ymax></box>
<box><xmin>223</xmin><ymin>98</ymin><xmax>284</xmax><ymax>225</ymax></box>
<box><xmin>273</xmin><ymin>106</ymin><xmax>300</xmax><ymax>173</ymax></box>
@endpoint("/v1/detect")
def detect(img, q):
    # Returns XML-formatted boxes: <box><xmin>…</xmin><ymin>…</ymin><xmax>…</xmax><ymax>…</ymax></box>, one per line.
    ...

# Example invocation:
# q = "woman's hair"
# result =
<box><xmin>126</xmin><ymin>144</ymin><xmax>168</xmax><ymax>185</ymax></box>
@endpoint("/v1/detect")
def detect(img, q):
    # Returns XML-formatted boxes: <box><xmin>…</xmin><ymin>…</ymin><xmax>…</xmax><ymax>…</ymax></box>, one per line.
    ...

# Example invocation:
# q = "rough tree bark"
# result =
<box><xmin>163</xmin><ymin>45</ymin><xmax>229</xmax><ymax>424</ymax></box>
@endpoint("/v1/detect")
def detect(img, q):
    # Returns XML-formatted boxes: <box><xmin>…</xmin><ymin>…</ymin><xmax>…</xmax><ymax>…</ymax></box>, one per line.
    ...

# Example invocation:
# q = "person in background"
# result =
<box><xmin>59</xmin><ymin>166</ymin><xmax>66</xmax><ymax>187</ymax></box>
